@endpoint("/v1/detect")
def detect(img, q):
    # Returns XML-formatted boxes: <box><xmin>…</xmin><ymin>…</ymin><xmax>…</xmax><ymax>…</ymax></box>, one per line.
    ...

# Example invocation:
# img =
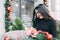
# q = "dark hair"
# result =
<box><xmin>32</xmin><ymin>4</ymin><xmax>54</xmax><ymax>21</ymax></box>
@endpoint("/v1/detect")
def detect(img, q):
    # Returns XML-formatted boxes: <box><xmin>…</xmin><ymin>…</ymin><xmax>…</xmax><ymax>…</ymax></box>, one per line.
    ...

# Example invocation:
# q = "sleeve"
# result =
<box><xmin>33</xmin><ymin>21</ymin><xmax>36</xmax><ymax>28</ymax></box>
<box><xmin>33</xmin><ymin>21</ymin><xmax>38</xmax><ymax>30</ymax></box>
<box><xmin>50</xmin><ymin>21</ymin><xmax>57</xmax><ymax>37</ymax></box>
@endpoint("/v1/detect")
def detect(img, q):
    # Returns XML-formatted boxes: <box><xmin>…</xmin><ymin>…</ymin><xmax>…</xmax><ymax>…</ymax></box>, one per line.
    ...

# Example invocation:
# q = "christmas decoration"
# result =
<box><xmin>4</xmin><ymin>0</ymin><xmax>11</xmax><ymax>32</ymax></box>
<box><xmin>8</xmin><ymin>4</ymin><xmax>12</xmax><ymax>21</ymax></box>
<box><xmin>4</xmin><ymin>36</ymin><xmax>10</xmax><ymax>40</ymax></box>
<box><xmin>4</xmin><ymin>0</ymin><xmax>25</xmax><ymax>32</ymax></box>
<box><xmin>8</xmin><ymin>5</ymin><xmax>12</xmax><ymax>14</ymax></box>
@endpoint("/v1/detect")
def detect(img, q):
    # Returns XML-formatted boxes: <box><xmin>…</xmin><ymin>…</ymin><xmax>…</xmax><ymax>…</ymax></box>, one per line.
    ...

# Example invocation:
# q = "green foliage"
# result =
<box><xmin>56</xmin><ymin>20</ymin><xmax>60</xmax><ymax>38</ymax></box>
<box><xmin>4</xmin><ymin>0</ymin><xmax>25</xmax><ymax>31</ymax></box>
<box><xmin>12</xmin><ymin>18</ymin><xmax>25</xmax><ymax>30</ymax></box>
<box><xmin>56</xmin><ymin>20</ymin><xmax>60</xmax><ymax>40</ymax></box>
<box><xmin>57</xmin><ymin>21</ymin><xmax>60</xmax><ymax>30</ymax></box>
<box><xmin>52</xmin><ymin>37</ymin><xmax>60</xmax><ymax>40</ymax></box>
<box><xmin>28</xmin><ymin>34</ymin><xmax>46</xmax><ymax>40</ymax></box>
<box><xmin>5</xmin><ymin>0</ymin><xmax>11</xmax><ymax>32</ymax></box>
<box><xmin>36</xmin><ymin>34</ymin><xmax>46</xmax><ymax>40</ymax></box>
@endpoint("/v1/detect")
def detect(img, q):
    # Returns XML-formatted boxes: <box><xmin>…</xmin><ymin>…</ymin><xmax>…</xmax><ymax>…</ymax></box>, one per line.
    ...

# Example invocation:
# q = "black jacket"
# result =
<box><xmin>33</xmin><ymin>18</ymin><xmax>57</xmax><ymax>37</ymax></box>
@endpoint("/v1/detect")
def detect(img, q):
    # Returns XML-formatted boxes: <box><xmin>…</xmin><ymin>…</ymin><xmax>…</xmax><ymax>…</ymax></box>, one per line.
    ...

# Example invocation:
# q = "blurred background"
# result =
<box><xmin>10</xmin><ymin>0</ymin><xmax>60</xmax><ymax>27</ymax></box>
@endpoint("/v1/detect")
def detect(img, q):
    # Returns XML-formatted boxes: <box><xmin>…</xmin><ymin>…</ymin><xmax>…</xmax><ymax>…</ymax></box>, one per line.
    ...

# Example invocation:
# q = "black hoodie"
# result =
<box><xmin>33</xmin><ymin>18</ymin><xmax>57</xmax><ymax>37</ymax></box>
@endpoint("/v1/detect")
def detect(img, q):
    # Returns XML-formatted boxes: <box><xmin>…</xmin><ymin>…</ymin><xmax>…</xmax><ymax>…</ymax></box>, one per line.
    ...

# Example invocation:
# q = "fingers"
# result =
<box><xmin>30</xmin><ymin>34</ymin><xmax>36</xmax><ymax>38</ymax></box>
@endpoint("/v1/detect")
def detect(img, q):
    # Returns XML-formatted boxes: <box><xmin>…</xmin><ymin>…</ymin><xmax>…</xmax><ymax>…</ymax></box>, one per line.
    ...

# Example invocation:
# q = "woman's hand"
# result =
<box><xmin>26</xmin><ymin>27</ymin><xmax>33</xmax><ymax>36</ymax></box>
<box><xmin>26</xmin><ymin>27</ymin><xmax>38</xmax><ymax>38</ymax></box>
<box><xmin>30</xmin><ymin>28</ymin><xmax>38</xmax><ymax>38</ymax></box>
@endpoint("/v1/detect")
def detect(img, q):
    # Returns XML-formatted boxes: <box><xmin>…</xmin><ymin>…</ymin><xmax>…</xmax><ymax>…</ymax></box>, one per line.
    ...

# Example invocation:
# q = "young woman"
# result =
<box><xmin>32</xmin><ymin>4</ymin><xmax>57</xmax><ymax>37</ymax></box>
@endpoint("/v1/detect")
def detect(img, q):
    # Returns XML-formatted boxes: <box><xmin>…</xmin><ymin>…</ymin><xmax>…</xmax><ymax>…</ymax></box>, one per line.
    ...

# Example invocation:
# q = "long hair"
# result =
<box><xmin>32</xmin><ymin>4</ymin><xmax>54</xmax><ymax>21</ymax></box>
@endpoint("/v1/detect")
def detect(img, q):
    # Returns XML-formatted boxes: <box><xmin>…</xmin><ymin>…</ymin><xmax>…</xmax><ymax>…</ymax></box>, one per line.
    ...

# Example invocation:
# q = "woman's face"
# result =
<box><xmin>35</xmin><ymin>10</ymin><xmax>44</xmax><ymax>19</ymax></box>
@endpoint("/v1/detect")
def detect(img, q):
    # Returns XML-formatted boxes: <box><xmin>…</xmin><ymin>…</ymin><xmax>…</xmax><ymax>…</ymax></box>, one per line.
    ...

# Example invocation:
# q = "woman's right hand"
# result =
<box><xmin>26</xmin><ymin>27</ymin><xmax>38</xmax><ymax>38</ymax></box>
<box><xmin>30</xmin><ymin>28</ymin><xmax>38</xmax><ymax>38</ymax></box>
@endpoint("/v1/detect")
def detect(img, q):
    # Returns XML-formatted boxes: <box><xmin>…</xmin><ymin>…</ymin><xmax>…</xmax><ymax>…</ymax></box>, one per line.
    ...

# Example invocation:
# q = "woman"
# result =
<box><xmin>32</xmin><ymin>4</ymin><xmax>57</xmax><ymax>37</ymax></box>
